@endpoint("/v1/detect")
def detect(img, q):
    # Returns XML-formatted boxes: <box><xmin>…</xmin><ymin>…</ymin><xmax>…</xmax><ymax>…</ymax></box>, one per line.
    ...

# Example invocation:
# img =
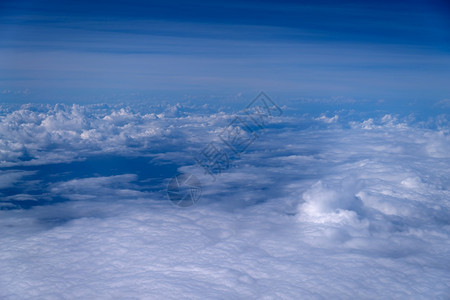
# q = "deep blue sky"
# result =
<box><xmin>0</xmin><ymin>0</ymin><xmax>449</xmax><ymax>104</ymax></box>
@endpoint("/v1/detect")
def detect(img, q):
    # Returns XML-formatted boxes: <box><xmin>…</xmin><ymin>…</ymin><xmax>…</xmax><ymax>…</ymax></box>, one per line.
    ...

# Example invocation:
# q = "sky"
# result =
<box><xmin>0</xmin><ymin>1</ymin><xmax>450</xmax><ymax>298</ymax></box>
<box><xmin>0</xmin><ymin>0</ymin><xmax>449</xmax><ymax>103</ymax></box>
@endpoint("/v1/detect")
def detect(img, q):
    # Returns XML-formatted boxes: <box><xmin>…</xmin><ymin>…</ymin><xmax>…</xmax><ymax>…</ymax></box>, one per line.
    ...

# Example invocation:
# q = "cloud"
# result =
<box><xmin>0</xmin><ymin>103</ymin><xmax>449</xmax><ymax>298</ymax></box>
<box><xmin>0</xmin><ymin>170</ymin><xmax>35</xmax><ymax>189</ymax></box>
<box><xmin>435</xmin><ymin>98</ymin><xmax>450</xmax><ymax>108</ymax></box>
<box><xmin>2</xmin><ymin>11</ymin><xmax>450</xmax><ymax>102</ymax></box>
<box><xmin>315</xmin><ymin>114</ymin><xmax>339</xmax><ymax>124</ymax></box>
<box><xmin>0</xmin><ymin>103</ymin><xmax>180</xmax><ymax>166</ymax></box>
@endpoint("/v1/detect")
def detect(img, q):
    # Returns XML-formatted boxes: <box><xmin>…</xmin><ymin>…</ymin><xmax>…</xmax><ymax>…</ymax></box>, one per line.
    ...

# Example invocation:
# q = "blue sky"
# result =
<box><xmin>0</xmin><ymin>0</ymin><xmax>449</xmax><ymax>104</ymax></box>
<box><xmin>1</xmin><ymin>2</ymin><xmax>450</xmax><ymax>297</ymax></box>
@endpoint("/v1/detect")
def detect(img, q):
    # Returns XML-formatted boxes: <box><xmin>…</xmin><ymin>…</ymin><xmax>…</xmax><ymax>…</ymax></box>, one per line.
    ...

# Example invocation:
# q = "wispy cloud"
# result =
<box><xmin>0</xmin><ymin>0</ymin><xmax>449</xmax><ymax>101</ymax></box>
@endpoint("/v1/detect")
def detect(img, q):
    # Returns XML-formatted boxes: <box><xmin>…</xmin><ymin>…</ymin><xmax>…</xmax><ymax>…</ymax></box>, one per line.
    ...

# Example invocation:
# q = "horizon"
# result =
<box><xmin>1</xmin><ymin>0</ymin><xmax>449</xmax><ymax>104</ymax></box>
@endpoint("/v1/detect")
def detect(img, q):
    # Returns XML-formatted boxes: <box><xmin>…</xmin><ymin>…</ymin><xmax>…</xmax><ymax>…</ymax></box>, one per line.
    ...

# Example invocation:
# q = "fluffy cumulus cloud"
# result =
<box><xmin>0</xmin><ymin>102</ymin><xmax>449</xmax><ymax>298</ymax></box>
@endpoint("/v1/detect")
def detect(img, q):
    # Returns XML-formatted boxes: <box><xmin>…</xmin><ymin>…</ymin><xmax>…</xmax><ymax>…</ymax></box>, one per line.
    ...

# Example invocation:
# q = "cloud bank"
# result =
<box><xmin>0</xmin><ymin>102</ymin><xmax>449</xmax><ymax>298</ymax></box>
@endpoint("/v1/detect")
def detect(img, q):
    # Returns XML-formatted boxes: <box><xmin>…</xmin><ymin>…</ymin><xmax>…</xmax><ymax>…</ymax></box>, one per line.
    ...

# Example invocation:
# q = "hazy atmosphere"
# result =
<box><xmin>1</xmin><ymin>0</ymin><xmax>449</xmax><ymax>298</ymax></box>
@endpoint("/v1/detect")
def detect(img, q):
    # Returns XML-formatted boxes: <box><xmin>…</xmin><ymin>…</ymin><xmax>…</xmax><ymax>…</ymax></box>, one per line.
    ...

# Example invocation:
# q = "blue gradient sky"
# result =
<box><xmin>0</xmin><ymin>0</ymin><xmax>449</xmax><ymax>103</ymax></box>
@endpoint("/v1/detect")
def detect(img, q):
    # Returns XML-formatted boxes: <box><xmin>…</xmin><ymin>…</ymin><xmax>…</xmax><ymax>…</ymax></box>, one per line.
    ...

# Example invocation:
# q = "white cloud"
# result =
<box><xmin>315</xmin><ymin>114</ymin><xmax>339</xmax><ymax>124</ymax></box>
<box><xmin>0</xmin><ymin>103</ymin><xmax>449</xmax><ymax>298</ymax></box>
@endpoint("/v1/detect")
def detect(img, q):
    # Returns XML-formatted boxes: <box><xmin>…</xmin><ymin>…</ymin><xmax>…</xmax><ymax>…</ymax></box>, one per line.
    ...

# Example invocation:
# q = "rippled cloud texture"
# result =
<box><xmin>0</xmin><ymin>102</ymin><xmax>449</xmax><ymax>298</ymax></box>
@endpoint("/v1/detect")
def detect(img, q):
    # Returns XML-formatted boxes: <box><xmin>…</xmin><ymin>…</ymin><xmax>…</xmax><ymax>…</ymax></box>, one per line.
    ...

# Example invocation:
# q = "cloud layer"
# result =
<box><xmin>0</xmin><ymin>102</ymin><xmax>449</xmax><ymax>298</ymax></box>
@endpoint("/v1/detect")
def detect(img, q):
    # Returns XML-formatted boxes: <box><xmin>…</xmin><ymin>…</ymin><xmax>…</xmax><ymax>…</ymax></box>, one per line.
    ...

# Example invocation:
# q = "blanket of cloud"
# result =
<box><xmin>0</xmin><ymin>101</ymin><xmax>449</xmax><ymax>299</ymax></box>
